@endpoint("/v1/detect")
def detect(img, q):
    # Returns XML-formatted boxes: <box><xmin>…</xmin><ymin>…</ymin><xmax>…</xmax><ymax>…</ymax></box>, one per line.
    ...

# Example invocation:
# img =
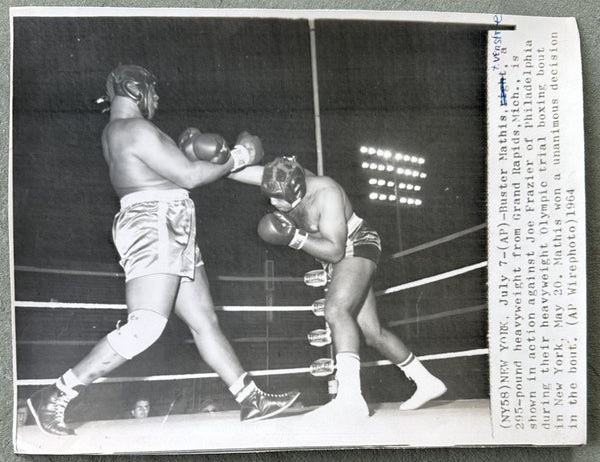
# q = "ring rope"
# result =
<box><xmin>387</xmin><ymin>303</ymin><xmax>487</xmax><ymax>327</ymax></box>
<box><xmin>13</xmin><ymin>224</ymin><xmax>487</xmax><ymax>279</ymax></box>
<box><xmin>14</xmin><ymin>262</ymin><xmax>487</xmax><ymax>311</ymax></box>
<box><xmin>217</xmin><ymin>276</ymin><xmax>303</xmax><ymax>283</ymax></box>
<box><xmin>374</xmin><ymin>261</ymin><xmax>487</xmax><ymax>297</ymax></box>
<box><xmin>13</xmin><ymin>265</ymin><xmax>303</xmax><ymax>283</ymax></box>
<box><xmin>388</xmin><ymin>223</ymin><xmax>486</xmax><ymax>260</ymax></box>
<box><xmin>362</xmin><ymin>348</ymin><xmax>489</xmax><ymax>367</ymax></box>
<box><xmin>13</xmin><ymin>301</ymin><xmax>313</xmax><ymax>312</ymax></box>
<box><xmin>17</xmin><ymin>336</ymin><xmax>309</xmax><ymax>346</ymax></box>
<box><xmin>15</xmin><ymin>226</ymin><xmax>489</xmax><ymax>392</ymax></box>
<box><xmin>14</xmin><ymin>265</ymin><xmax>125</xmax><ymax>278</ymax></box>
<box><xmin>16</xmin><ymin>348</ymin><xmax>488</xmax><ymax>387</ymax></box>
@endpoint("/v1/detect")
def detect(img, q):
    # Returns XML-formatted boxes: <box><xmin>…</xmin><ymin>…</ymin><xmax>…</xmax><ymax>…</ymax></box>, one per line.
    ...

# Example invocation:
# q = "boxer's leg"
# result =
<box><xmin>28</xmin><ymin>274</ymin><xmax>180</xmax><ymax>436</ymax></box>
<box><xmin>304</xmin><ymin>257</ymin><xmax>376</xmax><ymax>420</ymax></box>
<box><xmin>174</xmin><ymin>266</ymin><xmax>299</xmax><ymax>421</ymax></box>
<box><xmin>356</xmin><ymin>289</ymin><xmax>447</xmax><ymax>410</ymax></box>
<box><xmin>174</xmin><ymin>266</ymin><xmax>244</xmax><ymax>386</ymax></box>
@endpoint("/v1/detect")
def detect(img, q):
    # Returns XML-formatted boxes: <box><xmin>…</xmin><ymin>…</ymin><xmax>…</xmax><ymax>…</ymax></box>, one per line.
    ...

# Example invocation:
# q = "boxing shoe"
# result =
<box><xmin>302</xmin><ymin>394</ymin><xmax>370</xmax><ymax>422</ymax></box>
<box><xmin>27</xmin><ymin>384</ymin><xmax>78</xmax><ymax>436</ymax></box>
<box><xmin>398</xmin><ymin>355</ymin><xmax>447</xmax><ymax>410</ymax></box>
<box><xmin>236</xmin><ymin>376</ymin><xmax>300</xmax><ymax>422</ymax></box>
<box><xmin>399</xmin><ymin>377</ymin><xmax>447</xmax><ymax>410</ymax></box>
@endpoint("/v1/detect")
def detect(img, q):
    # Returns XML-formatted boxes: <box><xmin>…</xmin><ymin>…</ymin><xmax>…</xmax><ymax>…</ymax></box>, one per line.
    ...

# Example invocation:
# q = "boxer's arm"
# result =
<box><xmin>228</xmin><ymin>160</ymin><xmax>316</xmax><ymax>185</ymax></box>
<box><xmin>228</xmin><ymin>165</ymin><xmax>265</xmax><ymax>185</ymax></box>
<box><xmin>296</xmin><ymin>189</ymin><xmax>347</xmax><ymax>263</ymax></box>
<box><xmin>131</xmin><ymin>121</ymin><xmax>234</xmax><ymax>188</ymax></box>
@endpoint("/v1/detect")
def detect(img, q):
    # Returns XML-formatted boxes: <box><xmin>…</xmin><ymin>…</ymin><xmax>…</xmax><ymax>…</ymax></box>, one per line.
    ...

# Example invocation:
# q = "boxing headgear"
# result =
<box><xmin>261</xmin><ymin>156</ymin><xmax>306</xmax><ymax>208</ymax></box>
<box><xmin>106</xmin><ymin>65</ymin><xmax>157</xmax><ymax>119</ymax></box>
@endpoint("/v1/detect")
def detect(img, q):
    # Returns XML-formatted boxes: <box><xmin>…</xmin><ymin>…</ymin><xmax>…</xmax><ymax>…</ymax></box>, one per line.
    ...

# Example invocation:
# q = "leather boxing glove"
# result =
<box><xmin>257</xmin><ymin>212</ymin><xmax>308</xmax><ymax>249</ymax></box>
<box><xmin>178</xmin><ymin>127</ymin><xmax>202</xmax><ymax>160</ymax></box>
<box><xmin>230</xmin><ymin>131</ymin><xmax>265</xmax><ymax>172</ymax></box>
<box><xmin>178</xmin><ymin>127</ymin><xmax>231</xmax><ymax>164</ymax></box>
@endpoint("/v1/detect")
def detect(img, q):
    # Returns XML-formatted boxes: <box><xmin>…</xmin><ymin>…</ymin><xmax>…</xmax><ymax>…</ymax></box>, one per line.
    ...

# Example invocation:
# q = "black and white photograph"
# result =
<box><xmin>9</xmin><ymin>8</ymin><xmax>585</xmax><ymax>454</ymax></box>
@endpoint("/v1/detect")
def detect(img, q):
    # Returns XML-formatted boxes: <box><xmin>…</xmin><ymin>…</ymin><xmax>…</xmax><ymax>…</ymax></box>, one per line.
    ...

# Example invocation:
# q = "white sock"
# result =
<box><xmin>55</xmin><ymin>369</ymin><xmax>83</xmax><ymax>399</ymax></box>
<box><xmin>229</xmin><ymin>373</ymin><xmax>255</xmax><ymax>402</ymax></box>
<box><xmin>397</xmin><ymin>354</ymin><xmax>446</xmax><ymax>410</ymax></box>
<box><xmin>302</xmin><ymin>353</ymin><xmax>369</xmax><ymax>420</ymax></box>
<box><xmin>228</xmin><ymin>372</ymin><xmax>248</xmax><ymax>395</ymax></box>
<box><xmin>335</xmin><ymin>352</ymin><xmax>361</xmax><ymax>398</ymax></box>
<box><xmin>62</xmin><ymin>369</ymin><xmax>84</xmax><ymax>388</ymax></box>
<box><xmin>397</xmin><ymin>354</ymin><xmax>435</xmax><ymax>384</ymax></box>
<box><xmin>397</xmin><ymin>353</ymin><xmax>415</xmax><ymax>369</ymax></box>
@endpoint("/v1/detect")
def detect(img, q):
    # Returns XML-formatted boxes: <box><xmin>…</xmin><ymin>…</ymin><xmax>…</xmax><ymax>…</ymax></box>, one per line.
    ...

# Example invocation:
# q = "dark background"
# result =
<box><xmin>11</xmin><ymin>16</ymin><xmax>490</xmax><ymax>422</ymax></box>
<box><xmin>1</xmin><ymin>2</ymin><xmax>598</xmax><ymax>462</ymax></box>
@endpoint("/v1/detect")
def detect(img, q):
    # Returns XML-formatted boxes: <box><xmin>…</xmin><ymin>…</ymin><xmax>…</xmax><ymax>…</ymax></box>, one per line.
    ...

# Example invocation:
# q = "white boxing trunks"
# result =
<box><xmin>112</xmin><ymin>189</ymin><xmax>203</xmax><ymax>282</ymax></box>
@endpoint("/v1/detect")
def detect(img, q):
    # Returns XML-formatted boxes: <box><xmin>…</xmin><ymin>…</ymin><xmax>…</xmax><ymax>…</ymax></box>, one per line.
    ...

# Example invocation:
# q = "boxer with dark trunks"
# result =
<box><xmin>230</xmin><ymin>157</ymin><xmax>446</xmax><ymax>420</ymax></box>
<box><xmin>26</xmin><ymin>65</ymin><xmax>299</xmax><ymax>436</ymax></box>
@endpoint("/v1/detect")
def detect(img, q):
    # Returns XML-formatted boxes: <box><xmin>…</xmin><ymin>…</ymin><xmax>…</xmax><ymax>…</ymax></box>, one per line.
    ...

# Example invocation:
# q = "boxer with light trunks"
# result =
<box><xmin>231</xmin><ymin>156</ymin><xmax>446</xmax><ymax>419</ymax></box>
<box><xmin>27</xmin><ymin>65</ymin><xmax>299</xmax><ymax>436</ymax></box>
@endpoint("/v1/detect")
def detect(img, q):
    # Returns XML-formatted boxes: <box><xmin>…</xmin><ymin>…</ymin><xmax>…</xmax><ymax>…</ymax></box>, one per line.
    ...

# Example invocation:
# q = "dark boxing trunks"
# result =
<box><xmin>320</xmin><ymin>213</ymin><xmax>382</xmax><ymax>277</ymax></box>
<box><xmin>344</xmin><ymin>213</ymin><xmax>381</xmax><ymax>265</ymax></box>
